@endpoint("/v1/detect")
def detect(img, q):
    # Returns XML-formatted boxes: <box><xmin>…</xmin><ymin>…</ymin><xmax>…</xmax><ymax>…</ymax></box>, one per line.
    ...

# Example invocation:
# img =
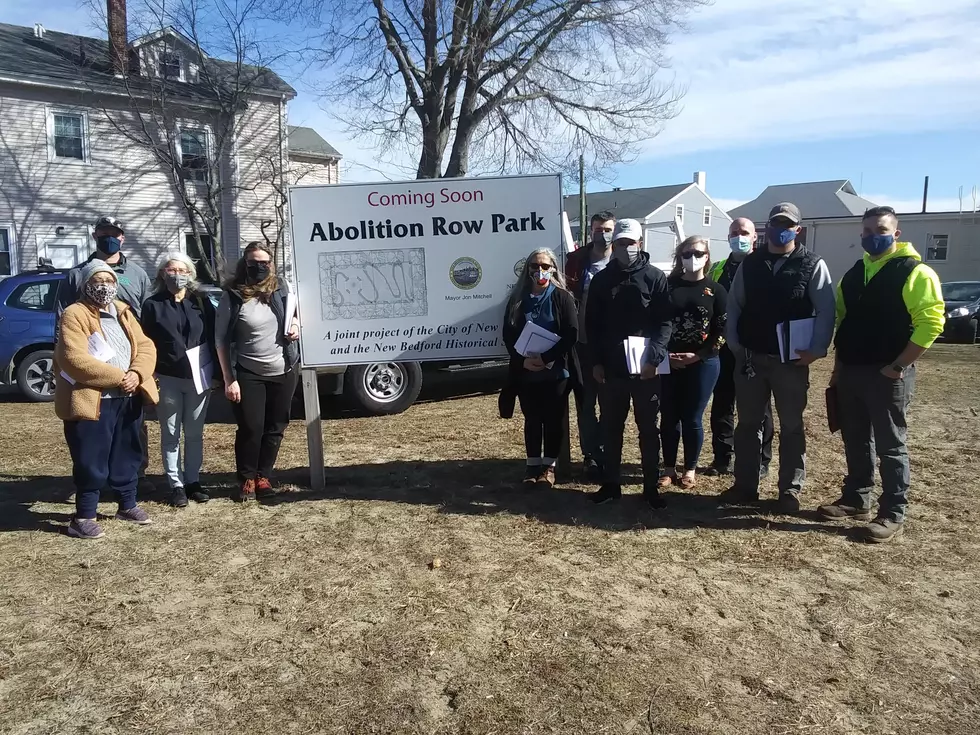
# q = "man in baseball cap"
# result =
<box><xmin>584</xmin><ymin>217</ymin><xmax>673</xmax><ymax>509</ymax></box>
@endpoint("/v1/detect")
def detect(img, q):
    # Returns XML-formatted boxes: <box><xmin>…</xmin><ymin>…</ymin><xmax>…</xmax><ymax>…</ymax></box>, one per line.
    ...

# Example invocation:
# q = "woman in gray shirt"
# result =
<box><xmin>215</xmin><ymin>242</ymin><xmax>300</xmax><ymax>502</ymax></box>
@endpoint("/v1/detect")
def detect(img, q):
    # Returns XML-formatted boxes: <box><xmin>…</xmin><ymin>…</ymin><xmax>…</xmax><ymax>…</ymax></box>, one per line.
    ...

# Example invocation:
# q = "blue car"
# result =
<box><xmin>0</xmin><ymin>265</ymin><xmax>66</xmax><ymax>401</ymax></box>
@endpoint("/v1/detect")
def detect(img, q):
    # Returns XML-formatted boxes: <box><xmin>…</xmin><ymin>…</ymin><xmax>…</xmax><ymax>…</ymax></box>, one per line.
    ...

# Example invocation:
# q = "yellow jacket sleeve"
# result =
<box><xmin>834</xmin><ymin>281</ymin><xmax>846</xmax><ymax>332</ymax></box>
<box><xmin>903</xmin><ymin>264</ymin><xmax>945</xmax><ymax>348</ymax></box>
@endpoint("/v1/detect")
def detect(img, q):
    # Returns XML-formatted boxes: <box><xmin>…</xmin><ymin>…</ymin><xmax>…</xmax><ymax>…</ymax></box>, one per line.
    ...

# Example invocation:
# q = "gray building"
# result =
<box><xmin>565</xmin><ymin>172</ymin><xmax>734</xmax><ymax>271</ymax></box>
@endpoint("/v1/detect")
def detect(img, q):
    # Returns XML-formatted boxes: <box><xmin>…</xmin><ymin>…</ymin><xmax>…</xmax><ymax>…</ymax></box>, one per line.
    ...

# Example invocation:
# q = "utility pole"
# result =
<box><xmin>578</xmin><ymin>154</ymin><xmax>586</xmax><ymax>249</ymax></box>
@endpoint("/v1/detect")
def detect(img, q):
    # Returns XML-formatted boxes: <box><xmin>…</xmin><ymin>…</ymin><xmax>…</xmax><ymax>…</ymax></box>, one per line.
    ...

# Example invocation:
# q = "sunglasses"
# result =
<box><xmin>529</xmin><ymin>262</ymin><xmax>554</xmax><ymax>271</ymax></box>
<box><xmin>681</xmin><ymin>250</ymin><xmax>708</xmax><ymax>258</ymax></box>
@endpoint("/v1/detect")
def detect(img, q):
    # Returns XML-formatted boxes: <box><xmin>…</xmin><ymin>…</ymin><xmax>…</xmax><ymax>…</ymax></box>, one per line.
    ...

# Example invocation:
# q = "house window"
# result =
<box><xmin>50</xmin><ymin>111</ymin><xmax>87</xmax><ymax>161</ymax></box>
<box><xmin>180</xmin><ymin>129</ymin><xmax>208</xmax><ymax>182</ymax></box>
<box><xmin>926</xmin><ymin>234</ymin><xmax>948</xmax><ymax>262</ymax></box>
<box><xmin>0</xmin><ymin>226</ymin><xmax>14</xmax><ymax>276</ymax></box>
<box><xmin>161</xmin><ymin>51</ymin><xmax>182</xmax><ymax>80</ymax></box>
<box><xmin>703</xmin><ymin>206</ymin><xmax>712</xmax><ymax>227</ymax></box>
<box><xmin>185</xmin><ymin>233</ymin><xmax>217</xmax><ymax>283</ymax></box>
<box><xmin>675</xmin><ymin>204</ymin><xmax>684</xmax><ymax>223</ymax></box>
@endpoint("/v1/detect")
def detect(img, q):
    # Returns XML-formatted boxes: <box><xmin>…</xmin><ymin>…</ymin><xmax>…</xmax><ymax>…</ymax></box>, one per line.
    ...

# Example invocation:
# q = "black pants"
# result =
<box><xmin>231</xmin><ymin>365</ymin><xmax>299</xmax><ymax>482</ymax></box>
<box><xmin>599</xmin><ymin>376</ymin><xmax>661</xmax><ymax>487</ymax></box>
<box><xmin>518</xmin><ymin>379</ymin><xmax>568</xmax><ymax>460</ymax></box>
<box><xmin>711</xmin><ymin>345</ymin><xmax>774</xmax><ymax>469</ymax></box>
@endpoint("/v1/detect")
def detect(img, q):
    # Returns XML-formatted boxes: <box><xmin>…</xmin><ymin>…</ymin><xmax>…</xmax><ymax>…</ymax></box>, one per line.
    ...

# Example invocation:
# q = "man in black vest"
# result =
<box><xmin>818</xmin><ymin>206</ymin><xmax>945</xmax><ymax>542</ymax></box>
<box><xmin>705</xmin><ymin>217</ymin><xmax>774</xmax><ymax>477</ymax></box>
<box><xmin>719</xmin><ymin>203</ymin><xmax>836</xmax><ymax>512</ymax></box>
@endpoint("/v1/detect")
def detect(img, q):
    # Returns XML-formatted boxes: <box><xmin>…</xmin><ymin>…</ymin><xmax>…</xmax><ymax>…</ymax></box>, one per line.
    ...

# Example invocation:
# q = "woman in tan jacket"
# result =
<box><xmin>57</xmin><ymin>261</ymin><xmax>159</xmax><ymax>539</ymax></box>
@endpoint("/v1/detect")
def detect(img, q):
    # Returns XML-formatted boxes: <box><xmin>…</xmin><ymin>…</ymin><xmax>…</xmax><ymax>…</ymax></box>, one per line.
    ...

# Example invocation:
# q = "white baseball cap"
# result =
<box><xmin>612</xmin><ymin>218</ymin><xmax>642</xmax><ymax>243</ymax></box>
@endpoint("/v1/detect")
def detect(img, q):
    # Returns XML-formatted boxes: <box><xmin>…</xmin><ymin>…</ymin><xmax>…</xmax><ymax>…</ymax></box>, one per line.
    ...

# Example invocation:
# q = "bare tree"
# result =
<box><xmin>292</xmin><ymin>0</ymin><xmax>707</xmax><ymax>180</ymax></box>
<box><xmin>80</xmin><ymin>0</ymin><xmax>296</xmax><ymax>280</ymax></box>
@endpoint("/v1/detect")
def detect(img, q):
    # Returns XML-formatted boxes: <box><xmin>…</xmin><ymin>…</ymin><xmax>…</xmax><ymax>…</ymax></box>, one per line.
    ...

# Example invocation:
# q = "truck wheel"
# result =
<box><xmin>346</xmin><ymin>362</ymin><xmax>423</xmax><ymax>415</ymax></box>
<box><xmin>17</xmin><ymin>350</ymin><xmax>57</xmax><ymax>402</ymax></box>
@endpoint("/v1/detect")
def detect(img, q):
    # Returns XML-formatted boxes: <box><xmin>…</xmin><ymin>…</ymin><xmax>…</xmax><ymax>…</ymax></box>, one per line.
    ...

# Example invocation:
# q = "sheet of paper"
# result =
<box><xmin>186</xmin><ymin>345</ymin><xmax>214</xmax><ymax>395</ymax></box>
<box><xmin>284</xmin><ymin>292</ymin><xmax>298</xmax><ymax>337</ymax></box>
<box><xmin>87</xmin><ymin>331</ymin><xmax>115</xmax><ymax>363</ymax></box>
<box><xmin>516</xmin><ymin>321</ymin><xmax>560</xmax><ymax>357</ymax></box>
<box><xmin>624</xmin><ymin>337</ymin><xmax>670</xmax><ymax>375</ymax></box>
<box><xmin>776</xmin><ymin>317</ymin><xmax>816</xmax><ymax>363</ymax></box>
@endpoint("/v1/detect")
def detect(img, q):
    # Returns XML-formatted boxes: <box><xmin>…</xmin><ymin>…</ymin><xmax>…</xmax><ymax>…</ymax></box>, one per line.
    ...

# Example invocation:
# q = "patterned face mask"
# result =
<box><xmin>86</xmin><ymin>281</ymin><xmax>118</xmax><ymax>306</ymax></box>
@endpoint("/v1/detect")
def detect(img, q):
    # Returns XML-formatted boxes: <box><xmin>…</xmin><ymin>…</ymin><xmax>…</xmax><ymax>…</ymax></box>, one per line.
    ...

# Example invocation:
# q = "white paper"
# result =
<box><xmin>624</xmin><ymin>337</ymin><xmax>671</xmax><ymax>375</ymax></box>
<box><xmin>87</xmin><ymin>332</ymin><xmax>115</xmax><ymax>363</ymax></box>
<box><xmin>776</xmin><ymin>318</ymin><xmax>816</xmax><ymax>363</ymax></box>
<box><xmin>284</xmin><ymin>293</ymin><xmax>298</xmax><ymax>338</ymax></box>
<box><xmin>186</xmin><ymin>345</ymin><xmax>214</xmax><ymax>395</ymax></box>
<box><xmin>516</xmin><ymin>321</ymin><xmax>560</xmax><ymax>357</ymax></box>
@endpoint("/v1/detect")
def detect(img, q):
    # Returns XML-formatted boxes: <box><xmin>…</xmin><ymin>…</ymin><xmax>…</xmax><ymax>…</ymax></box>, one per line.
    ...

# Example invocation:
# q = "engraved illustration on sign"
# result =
<box><xmin>319</xmin><ymin>248</ymin><xmax>428</xmax><ymax>320</ymax></box>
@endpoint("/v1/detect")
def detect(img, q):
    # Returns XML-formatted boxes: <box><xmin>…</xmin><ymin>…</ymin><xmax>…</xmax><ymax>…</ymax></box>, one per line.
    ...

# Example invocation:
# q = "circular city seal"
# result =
<box><xmin>513</xmin><ymin>258</ymin><xmax>526</xmax><ymax>277</ymax></box>
<box><xmin>449</xmin><ymin>256</ymin><xmax>483</xmax><ymax>290</ymax></box>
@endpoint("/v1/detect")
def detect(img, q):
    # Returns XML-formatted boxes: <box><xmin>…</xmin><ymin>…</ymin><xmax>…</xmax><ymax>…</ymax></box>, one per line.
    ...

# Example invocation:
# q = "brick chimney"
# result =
<box><xmin>107</xmin><ymin>0</ymin><xmax>128</xmax><ymax>75</ymax></box>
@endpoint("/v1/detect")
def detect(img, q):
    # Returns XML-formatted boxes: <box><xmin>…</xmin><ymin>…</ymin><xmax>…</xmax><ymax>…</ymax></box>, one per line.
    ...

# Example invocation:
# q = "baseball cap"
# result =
<box><xmin>94</xmin><ymin>215</ymin><xmax>125</xmax><ymax>234</ymax></box>
<box><xmin>612</xmin><ymin>218</ymin><xmax>642</xmax><ymax>243</ymax></box>
<box><xmin>768</xmin><ymin>203</ymin><xmax>801</xmax><ymax>225</ymax></box>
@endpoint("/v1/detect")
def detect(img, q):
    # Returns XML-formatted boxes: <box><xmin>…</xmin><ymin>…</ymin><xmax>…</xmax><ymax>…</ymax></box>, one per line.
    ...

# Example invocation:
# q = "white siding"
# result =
<box><xmin>289</xmin><ymin>155</ymin><xmax>339</xmax><ymax>187</ymax></box>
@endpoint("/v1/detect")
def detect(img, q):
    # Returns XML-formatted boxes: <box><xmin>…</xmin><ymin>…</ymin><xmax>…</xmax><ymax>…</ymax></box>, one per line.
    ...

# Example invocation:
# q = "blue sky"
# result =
<box><xmin>5</xmin><ymin>0</ymin><xmax>980</xmax><ymax>213</ymax></box>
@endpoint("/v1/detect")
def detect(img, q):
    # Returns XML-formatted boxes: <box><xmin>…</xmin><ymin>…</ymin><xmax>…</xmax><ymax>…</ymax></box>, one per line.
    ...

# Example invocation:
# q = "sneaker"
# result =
<box><xmin>67</xmin><ymin>517</ymin><xmax>105</xmax><ymax>540</ymax></box>
<box><xmin>536</xmin><ymin>466</ymin><xmax>556</xmax><ymax>490</ymax></box>
<box><xmin>817</xmin><ymin>498</ymin><xmax>873</xmax><ymax>521</ymax></box>
<box><xmin>522</xmin><ymin>466</ymin><xmax>540</xmax><ymax>486</ymax></box>
<box><xmin>235</xmin><ymin>479</ymin><xmax>257</xmax><ymax>503</ymax></box>
<box><xmin>584</xmin><ymin>457</ymin><xmax>604</xmax><ymax>483</ymax></box>
<box><xmin>703</xmin><ymin>461</ymin><xmax>733</xmax><ymax>478</ymax></box>
<box><xmin>170</xmin><ymin>488</ymin><xmax>189</xmax><ymax>508</ymax></box>
<box><xmin>589</xmin><ymin>484</ymin><xmax>622</xmax><ymax>505</ymax></box>
<box><xmin>717</xmin><ymin>486</ymin><xmax>760</xmax><ymax>505</ymax></box>
<box><xmin>777</xmin><ymin>492</ymin><xmax>801</xmax><ymax>514</ymax></box>
<box><xmin>185</xmin><ymin>482</ymin><xmax>210</xmax><ymax>503</ymax></box>
<box><xmin>116</xmin><ymin>506</ymin><xmax>153</xmax><ymax>525</ymax></box>
<box><xmin>861</xmin><ymin>517</ymin><xmax>905</xmax><ymax>544</ymax></box>
<box><xmin>255</xmin><ymin>477</ymin><xmax>278</xmax><ymax>499</ymax></box>
<box><xmin>643</xmin><ymin>488</ymin><xmax>667</xmax><ymax>510</ymax></box>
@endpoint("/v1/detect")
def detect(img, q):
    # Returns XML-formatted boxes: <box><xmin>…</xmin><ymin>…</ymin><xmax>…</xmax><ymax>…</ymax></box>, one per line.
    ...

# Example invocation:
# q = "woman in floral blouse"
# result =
<box><xmin>658</xmin><ymin>236</ymin><xmax>728</xmax><ymax>489</ymax></box>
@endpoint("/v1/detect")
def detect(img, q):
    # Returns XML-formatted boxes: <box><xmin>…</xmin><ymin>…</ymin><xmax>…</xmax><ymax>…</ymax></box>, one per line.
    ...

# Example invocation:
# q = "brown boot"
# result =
<box><xmin>235</xmin><ymin>479</ymin><xmax>257</xmax><ymax>503</ymax></box>
<box><xmin>861</xmin><ymin>517</ymin><xmax>904</xmax><ymax>543</ymax></box>
<box><xmin>536</xmin><ymin>466</ymin><xmax>556</xmax><ymax>489</ymax></box>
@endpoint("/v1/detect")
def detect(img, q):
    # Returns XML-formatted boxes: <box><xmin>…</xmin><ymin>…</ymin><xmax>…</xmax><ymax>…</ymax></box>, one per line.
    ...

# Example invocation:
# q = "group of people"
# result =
<box><xmin>503</xmin><ymin>203</ymin><xmax>945</xmax><ymax>543</ymax></box>
<box><xmin>55</xmin><ymin>217</ymin><xmax>300</xmax><ymax>540</ymax></box>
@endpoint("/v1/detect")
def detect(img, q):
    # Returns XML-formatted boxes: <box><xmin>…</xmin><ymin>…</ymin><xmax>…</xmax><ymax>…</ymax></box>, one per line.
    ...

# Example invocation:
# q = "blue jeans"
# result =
<box><xmin>157</xmin><ymin>375</ymin><xmax>211</xmax><ymax>489</ymax></box>
<box><xmin>660</xmin><ymin>356</ymin><xmax>721</xmax><ymax>471</ymax></box>
<box><xmin>64</xmin><ymin>395</ymin><xmax>144</xmax><ymax>518</ymax></box>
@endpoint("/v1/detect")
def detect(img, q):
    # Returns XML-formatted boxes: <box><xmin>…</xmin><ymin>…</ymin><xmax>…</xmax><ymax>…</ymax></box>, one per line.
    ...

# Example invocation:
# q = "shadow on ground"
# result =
<box><xmin>0</xmin><ymin>458</ymin><xmax>855</xmax><ymax>539</ymax></box>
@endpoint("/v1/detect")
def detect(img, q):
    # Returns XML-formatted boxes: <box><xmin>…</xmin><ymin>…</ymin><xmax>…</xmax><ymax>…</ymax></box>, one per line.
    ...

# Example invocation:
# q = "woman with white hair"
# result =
<box><xmin>140</xmin><ymin>251</ymin><xmax>218</xmax><ymax>507</ymax></box>
<box><xmin>501</xmin><ymin>248</ymin><xmax>579</xmax><ymax>489</ymax></box>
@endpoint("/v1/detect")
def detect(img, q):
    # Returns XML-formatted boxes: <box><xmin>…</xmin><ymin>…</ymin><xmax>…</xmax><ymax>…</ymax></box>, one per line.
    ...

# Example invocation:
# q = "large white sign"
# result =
<box><xmin>288</xmin><ymin>174</ymin><xmax>563</xmax><ymax>367</ymax></box>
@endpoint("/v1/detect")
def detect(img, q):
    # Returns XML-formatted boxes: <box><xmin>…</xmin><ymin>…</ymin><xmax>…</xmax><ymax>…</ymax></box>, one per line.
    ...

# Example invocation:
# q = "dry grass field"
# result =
<box><xmin>1</xmin><ymin>347</ymin><xmax>978</xmax><ymax>734</ymax></box>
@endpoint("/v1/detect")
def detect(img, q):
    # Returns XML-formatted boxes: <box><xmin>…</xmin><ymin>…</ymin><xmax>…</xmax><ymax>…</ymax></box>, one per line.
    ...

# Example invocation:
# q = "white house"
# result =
<box><xmin>806</xmin><ymin>211</ymin><xmax>979</xmax><ymax>284</ymax></box>
<box><xmin>0</xmin><ymin>7</ymin><xmax>340</xmax><ymax>280</ymax></box>
<box><xmin>565</xmin><ymin>172</ymin><xmax>735</xmax><ymax>270</ymax></box>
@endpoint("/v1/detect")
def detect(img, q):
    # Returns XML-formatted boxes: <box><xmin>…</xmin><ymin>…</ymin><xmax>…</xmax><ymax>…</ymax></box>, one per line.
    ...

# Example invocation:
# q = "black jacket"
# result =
<box><xmin>584</xmin><ymin>253</ymin><xmax>672</xmax><ymax>378</ymax></box>
<box><xmin>141</xmin><ymin>289</ymin><xmax>218</xmax><ymax>379</ymax></box>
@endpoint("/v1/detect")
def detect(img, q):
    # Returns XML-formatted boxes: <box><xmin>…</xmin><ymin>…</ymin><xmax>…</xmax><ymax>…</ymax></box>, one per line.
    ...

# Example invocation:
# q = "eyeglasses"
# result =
<box><xmin>164</xmin><ymin>267</ymin><xmax>192</xmax><ymax>275</ymax></box>
<box><xmin>681</xmin><ymin>250</ymin><xmax>708</xmax><ymax>258</ymax></box>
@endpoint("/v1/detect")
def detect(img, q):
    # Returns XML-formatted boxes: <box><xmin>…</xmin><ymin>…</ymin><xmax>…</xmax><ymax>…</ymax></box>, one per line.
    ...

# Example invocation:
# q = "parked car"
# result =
<box><xmin>0</xmin><ymin>264</ymin><xmax>66</xmax><ymax>401</ymax></box>
<box><xmin>942</xmin><ymin>281</ymin><xmax>980</xmax><ymax>344</ymax></box>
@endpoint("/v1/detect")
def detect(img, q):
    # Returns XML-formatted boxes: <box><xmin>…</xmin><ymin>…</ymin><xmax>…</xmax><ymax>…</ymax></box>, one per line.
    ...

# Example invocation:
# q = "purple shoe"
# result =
<box><xmin>116</xmin><ymin>506</ymin><xmax>153</xmax><ymax>525</ymax></box>
<box><xmin>67</xmin><ymin>517</ymin><xmax>105</xmax><ymax>539</ymax></box>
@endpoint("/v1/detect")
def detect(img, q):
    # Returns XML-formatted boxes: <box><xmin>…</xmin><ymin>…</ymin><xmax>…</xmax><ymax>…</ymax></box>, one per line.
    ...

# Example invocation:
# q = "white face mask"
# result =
<box><xmin>729</xmin><ymin>235</ymin><xmax>752</xmax><ymax>253</ymax></box>
<box><xmin>682</xmin><ymin>254</ymin><xmax>708</xmax><ymax>273</ymax></box>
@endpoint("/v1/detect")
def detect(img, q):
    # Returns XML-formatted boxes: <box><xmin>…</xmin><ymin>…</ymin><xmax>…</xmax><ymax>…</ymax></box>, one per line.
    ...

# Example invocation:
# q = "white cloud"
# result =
<box><xmin>641</xmin><ymin>0</ymin><xmax>980</xmax><ymax>156</ymax></box>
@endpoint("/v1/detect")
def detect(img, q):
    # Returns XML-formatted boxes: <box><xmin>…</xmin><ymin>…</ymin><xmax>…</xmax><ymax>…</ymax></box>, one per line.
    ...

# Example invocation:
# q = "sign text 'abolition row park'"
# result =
<box><xmin>309</xmin><ymin>212</ymin><xmax>548</xmax><ymax>242</ymax></box>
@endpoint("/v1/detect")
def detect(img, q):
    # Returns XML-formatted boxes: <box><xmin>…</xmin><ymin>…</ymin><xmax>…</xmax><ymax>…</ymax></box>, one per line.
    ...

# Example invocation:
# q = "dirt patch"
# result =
<box><xmin>1</xmin><ymin>347</ymin><xmax>979</xmax><ymax>734</ymax></box>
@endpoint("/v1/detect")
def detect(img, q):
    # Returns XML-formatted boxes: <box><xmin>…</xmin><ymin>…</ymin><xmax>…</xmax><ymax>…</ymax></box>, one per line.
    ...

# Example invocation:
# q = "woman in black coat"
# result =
<box><xmin>501</xmin><ymin>247</ymin><xmax>579</xmax><ymax>489</ymax></box>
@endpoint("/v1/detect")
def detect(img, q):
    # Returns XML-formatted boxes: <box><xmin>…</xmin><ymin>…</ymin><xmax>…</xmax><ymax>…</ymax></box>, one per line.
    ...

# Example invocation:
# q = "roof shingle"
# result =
<box><xmin>729</xmin><ymin>180</ymin><xmax>877</xmax><ymax>222</ymax></box>
<box><xmin>564</xmin><ymin>184</ymin><xmax>691</xmax><ymax>222</ymax></box>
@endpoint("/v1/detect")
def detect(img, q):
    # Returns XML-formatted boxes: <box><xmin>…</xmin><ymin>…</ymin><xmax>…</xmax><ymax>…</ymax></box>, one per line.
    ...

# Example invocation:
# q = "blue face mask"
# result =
<box><xmin>861</xmin><ymin>233</ymin><xmax>895</xmax><ymax>256</ymax></box>
<box><xmin>729</xmin><ymin>235</ymin><xmax>752</xmax><ymax>254</ymax></box>
<box><xmin>97</xmin><ymin>235</ymin><xmax>122</xmax><ymax>255</ymax></box>
<box><xmin>767</xmin><ymin>226</ymin><xmax>797</xmax><ymax>247</ymax></box>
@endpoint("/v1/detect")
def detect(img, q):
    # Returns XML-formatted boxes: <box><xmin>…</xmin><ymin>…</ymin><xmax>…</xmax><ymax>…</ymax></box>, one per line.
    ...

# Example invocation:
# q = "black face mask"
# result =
<box><xmin>245</xmin><ymin>261</ymin><xmax>271</xmax><ymax>284</ymax></box>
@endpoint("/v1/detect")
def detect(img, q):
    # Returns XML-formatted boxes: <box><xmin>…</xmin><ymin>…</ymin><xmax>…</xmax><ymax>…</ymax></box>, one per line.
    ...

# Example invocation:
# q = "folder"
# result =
<box><xmin>776</xmin><ymin>317</ymin><xmax>816</xmax><ymax>363</ymax></box>
<box><xmin>624</xmin><ymin>336</ymin><xmax>671</xmax><ymax>375</ymax></box>
<box><xmin>516</xmin><ymin>321</ymin><xmax>560</xmax><ymax>357</ymax></box>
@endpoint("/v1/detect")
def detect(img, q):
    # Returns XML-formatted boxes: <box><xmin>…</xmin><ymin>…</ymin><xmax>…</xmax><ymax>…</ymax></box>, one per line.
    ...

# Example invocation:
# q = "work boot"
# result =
<box><xmin>861</xmin><ymin>517</ymin><xmax>904</xmax><ymax>544</ymax></box>
<box><xmin>703</xmin><ymin>460</ymin><xmax>733</xmax><ymax>477</ymax></box>
<box><xmin>817</xmin><ymin>498</ymin><xmax>873</xmax><ymax>521</ymax></box>
<box><xmin>717</xmin><ymin>486</ymin><xmax>760</xmax><ymax>505</ymax></box>
<box><xmin>777</xmin><ymin>492</ymin><xmax>801</xmax><ymax>514</ymax></box>
<box><xmin>185</xmin><ymin>482</ymin><xmax>210</xmax><ymax>503</ymax></box>
<box><xmin>170</xmin><ymin>487</ymin><xmax>189</xmax><ymax>508</ymax></box>
<box><xmin>589</xmin><ymin>484</ymin><xmax>622</xmax><ymax>505</ymax></box>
